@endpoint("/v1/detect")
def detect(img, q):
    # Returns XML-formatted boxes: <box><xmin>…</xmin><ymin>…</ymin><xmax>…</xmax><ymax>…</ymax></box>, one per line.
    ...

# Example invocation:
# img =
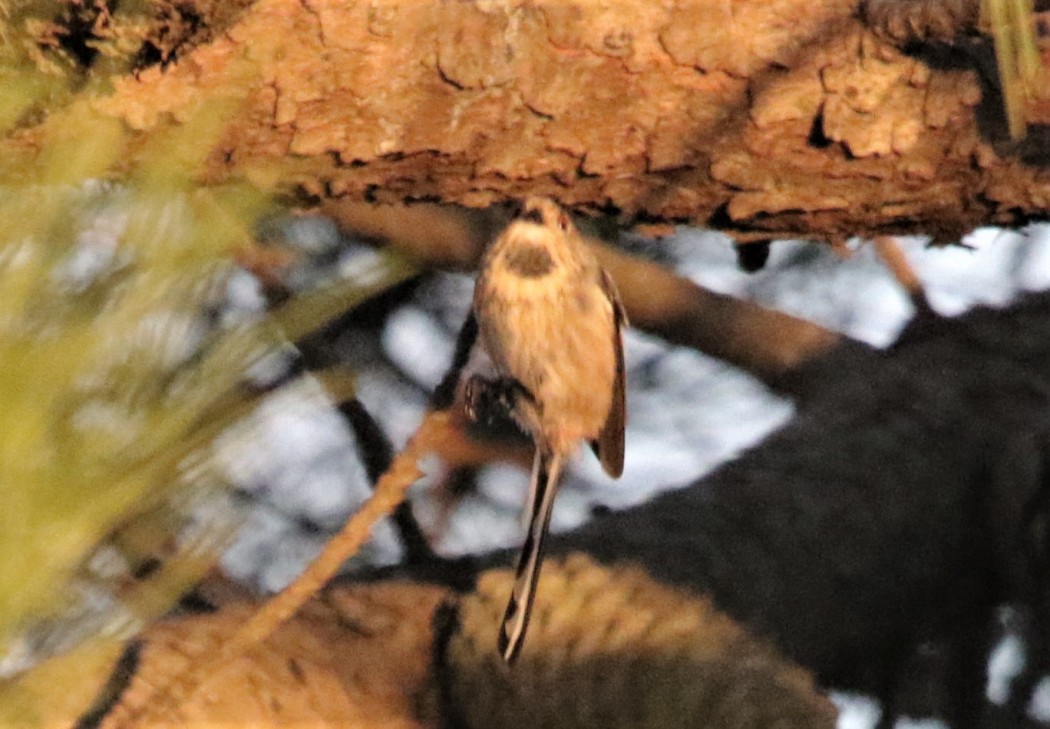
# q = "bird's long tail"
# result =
<box><xmin>498</xmin><ymin>448</ymin><xmax>563</xmax><ymax>663</ymax></box>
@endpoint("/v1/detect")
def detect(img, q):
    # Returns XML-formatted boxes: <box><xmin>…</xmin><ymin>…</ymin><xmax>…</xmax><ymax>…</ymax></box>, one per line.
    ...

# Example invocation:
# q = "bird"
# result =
<box><xmin>471</xmin><ymin>197</ymin><xmax>626</xmax><ymax>663</ymax></box>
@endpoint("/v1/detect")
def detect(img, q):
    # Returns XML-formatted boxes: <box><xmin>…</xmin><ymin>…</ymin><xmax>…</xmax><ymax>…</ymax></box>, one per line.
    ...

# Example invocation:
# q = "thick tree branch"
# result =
<box><xmin>71</xmin><ymin>0</ymin><xmax>1050</xmax><ymax>242</ymax></box>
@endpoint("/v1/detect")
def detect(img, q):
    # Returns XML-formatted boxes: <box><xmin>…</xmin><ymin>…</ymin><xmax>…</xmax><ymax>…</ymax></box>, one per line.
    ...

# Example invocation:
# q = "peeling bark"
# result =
<box><xmin>68</xmin><ymin>0</ymin><xmax>1049</xmax><ymax>242</ymax></box>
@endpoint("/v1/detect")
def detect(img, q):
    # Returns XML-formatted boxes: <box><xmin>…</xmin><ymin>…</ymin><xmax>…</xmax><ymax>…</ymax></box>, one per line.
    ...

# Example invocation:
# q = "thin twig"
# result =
<box><xmin>340</xmin><ymin>398</ymin><xmax>435</xmax><ymax>566</ymax></box>
<box><xmin>105</xmin><ymin>410</ymin><xmax>451</xmax><ymax>727</ymax></box>
<box><xmin>873</xmin><ymin>236</ymin><xmax>933</xmax><ymax>314</ymax></box>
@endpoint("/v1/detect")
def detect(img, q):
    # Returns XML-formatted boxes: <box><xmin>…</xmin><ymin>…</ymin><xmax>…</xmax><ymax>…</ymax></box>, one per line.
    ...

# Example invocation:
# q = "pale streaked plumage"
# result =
<box><xmin>472</xmin><ymin>197</ymin><xmax>626</xmax><ymax>662</ymax></box>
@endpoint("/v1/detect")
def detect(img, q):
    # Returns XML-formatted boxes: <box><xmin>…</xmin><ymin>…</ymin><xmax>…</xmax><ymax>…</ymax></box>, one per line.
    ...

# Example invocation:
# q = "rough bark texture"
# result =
<box><xmin>88</xmin><ymin>582</ymin><xmax>449</xmax><ymax>729</ymax></box>
<box><xmin>75</xmin><ymin>0</ymin><xmax>1049</xmax><ymax>242</ymax></box>
<box><xmin>57</xmin><ymin>563</ymin><xmax>835</xmax><ymax>729</ymax></box>
<box><xmin>441</xmin><ymin>555</ymin><xmax>837</xmax><ymax>729</ymax></box>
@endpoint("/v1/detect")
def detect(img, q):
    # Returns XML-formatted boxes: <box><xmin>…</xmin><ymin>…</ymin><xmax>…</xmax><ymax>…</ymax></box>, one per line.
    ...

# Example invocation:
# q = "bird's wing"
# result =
<box><xmin>592</xmin><ymin>268</ymin><xmax>626</xmax><ymax>478</ymax></box>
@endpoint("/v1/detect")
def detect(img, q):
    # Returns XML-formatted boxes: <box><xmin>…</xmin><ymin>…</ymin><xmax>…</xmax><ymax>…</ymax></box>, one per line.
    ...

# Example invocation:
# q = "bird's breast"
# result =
<box><xmin>477</xmin><ymin>274</ymin><xmax>617</xmax><ymax>450</ymax></box>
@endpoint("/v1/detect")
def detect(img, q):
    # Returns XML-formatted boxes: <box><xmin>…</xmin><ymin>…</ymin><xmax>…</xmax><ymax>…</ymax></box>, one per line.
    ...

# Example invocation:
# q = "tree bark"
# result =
<box><xmin>66</xmin><ymin>0</ymin><xmax>1049</xmax><ymax>243</ymax></box>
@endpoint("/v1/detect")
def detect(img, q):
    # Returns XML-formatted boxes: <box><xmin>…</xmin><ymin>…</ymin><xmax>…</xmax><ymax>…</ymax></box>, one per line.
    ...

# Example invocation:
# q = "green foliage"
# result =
<box><xmin>0</xmin><ymin>2</ymin><xmax>76</xmax><ymax>133</ymax></box>
<box><xmin>0</xmin><ymin>2</ymin><xmax>417</xmax><ymax>723</ymax></box>
<box><xmin>0</xmin><ymin>182</ymin><xmax>253</xmax><ymax>633</ymax></box>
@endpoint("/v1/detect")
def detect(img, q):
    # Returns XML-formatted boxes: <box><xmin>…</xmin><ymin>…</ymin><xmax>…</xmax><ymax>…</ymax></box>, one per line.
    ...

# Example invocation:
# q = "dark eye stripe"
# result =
<box><xmin>520</xmin><ymin>207</ymin><xmax>545</xmax><ymax>225</ymax></box>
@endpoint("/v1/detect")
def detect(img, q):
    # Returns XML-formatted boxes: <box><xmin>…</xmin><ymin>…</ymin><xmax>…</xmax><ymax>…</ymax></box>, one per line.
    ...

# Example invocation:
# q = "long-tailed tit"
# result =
<box><xmin>470</xmin><ymin>197</ymin><xmax>627</xmax><ymax>662</ymax></box>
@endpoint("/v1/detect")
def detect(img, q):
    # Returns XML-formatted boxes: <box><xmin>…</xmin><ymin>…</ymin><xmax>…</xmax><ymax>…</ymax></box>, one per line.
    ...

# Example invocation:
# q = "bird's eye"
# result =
<box><xmin>521</xmin><ymin>207</ymin><xmax>544</xmax><ymax>225</ymax></box>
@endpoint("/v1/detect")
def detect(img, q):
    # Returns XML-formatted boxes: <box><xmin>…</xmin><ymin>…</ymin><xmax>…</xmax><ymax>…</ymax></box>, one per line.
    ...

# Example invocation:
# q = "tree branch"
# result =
<box><xmin>68</xmin><ymin>0</ymin><xmax>1049</xmax><ymax>241</ymax></box>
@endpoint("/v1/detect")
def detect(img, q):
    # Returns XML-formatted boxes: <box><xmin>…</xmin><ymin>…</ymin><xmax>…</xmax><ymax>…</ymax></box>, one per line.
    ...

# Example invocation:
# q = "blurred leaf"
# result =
<box><xmin>0</xmin><ymin>6</ymin><xmax>420</xmax><ymax>723</ymax></box>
